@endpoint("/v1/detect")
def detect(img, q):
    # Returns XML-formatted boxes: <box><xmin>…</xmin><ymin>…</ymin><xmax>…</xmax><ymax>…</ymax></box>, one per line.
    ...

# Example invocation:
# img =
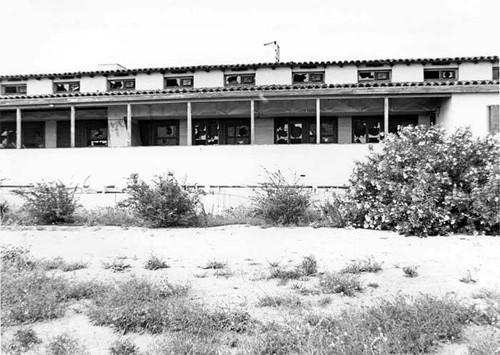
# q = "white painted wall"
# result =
<box><xmin>194</xmin><ymin>70</ymin><xmax>224</xmax><ymax>88</ymax></box>
<box><xmin>255</xmin><ymin>67</ymin><xmax>291</xmax><ymax>85</ymax></box>
<box><xmin>107</xmin><ymin>105</ymin><xmax>128</xmax><ymax>147</ymax></box>
<box><xmin>459</xmin><ymin>62</ymin><xmax>493</xmax><ymax>81</ymax></box>
<box><xmin>437</xmin><ymin>92</ymin><xmax>499</xmax><ymax>135</ymax></box>
<box><xmin>325</xmin><ymin>65</ymin><xmax>357</xmax><ymax>84</ymax></box>
<box><xmin>27</xmin><ymin>78</ymin><xmax>53</xmax><ymax>95</ymax></box>
<box><xmin>80</xmin><ymin>76</ymin><xmax>107</xmax><ymax>93</ymax></box>
<box><xmin>392</xmin><ymin>63</ymin><xmax>424</xmax><ymax>82</ymax></box>
<box><xmin>135</xmin><ymin>73</ymin><xmax>164</xmax><ymax>90</ymax></box>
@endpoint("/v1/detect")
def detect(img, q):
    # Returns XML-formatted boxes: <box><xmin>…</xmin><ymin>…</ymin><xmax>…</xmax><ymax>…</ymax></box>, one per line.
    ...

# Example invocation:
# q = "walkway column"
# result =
<box><xmin>250</xmin><ymin>100</ymin><xmax>255</xmax><ymax>144</ymax></box>
<box><xmin>384</xmin><ymin>97</ymin><xmax>389</xmax><ymax>138</ymax></box>
<box><xmin>127</xmin><ymin>103</ymin><xmax>132</xmax><ymax>147</ymax></box>
<box><xmin>186</xmin><ymin>102</ymin><xmax>192</xmax><ymax>146</ymax></box>
<box><xmin>316</xmin><ymin>98</ymin><xmax>321</xmax><ymax>144</ymax></box>
<box><xmin>16</xmin><ymin>108</ymin><xmax>21</xmax><ymax>149</ymax></box>
<box><xmin>70</xmin><ymin>106</ymin><xmax>76</xmax><ymax>148</ymax></box>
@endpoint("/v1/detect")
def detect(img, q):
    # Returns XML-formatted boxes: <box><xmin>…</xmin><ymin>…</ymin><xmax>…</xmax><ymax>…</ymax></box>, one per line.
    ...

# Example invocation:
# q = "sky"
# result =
<box><xmin>0</xmin><ymin>0</ymin><xmax>498</xmax><ymax>75</ymax></box>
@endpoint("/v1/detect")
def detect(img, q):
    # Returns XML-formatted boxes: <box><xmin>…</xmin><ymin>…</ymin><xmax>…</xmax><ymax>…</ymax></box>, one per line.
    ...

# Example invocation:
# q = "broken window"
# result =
<box><xmin>424</xmin><ymin>69</ymin><xmax>458</xmax><ymax>81</ymax></box>
<box><xmin>224</xmin><ymin>74</ymin><xmax>255</xmax><ymax>86</ymax></box>
<box><xmin>2</xmin><ymin>84</ymin><xmax>27</xmax><ymax>95</ymax></box>
<box><xmin>194</xmin><ymin>120</ymin><xmax>219</xmax><ymax>145</ymax></box>
<box><xmin>352</xmin><ymin>117</ymin><xmax>384</xmax><ymax>143</ymax></box>
<box><xmin>165</xmin><ymin>76</ymin><xmax>194</xmax><ymax>88</ymax></box>
<box><xmin>138</xmin><ymin>120</ymin><xmax>179</xmax><ymax>146</ymax></box>
<box><xmin>0</xmin><ymin>121</ymin><xmax>44</xmax><ymax>148</ymax></box>
<box><xmin>358</xmin><ymin>70</ymin><xmax>391</xmax><ymax>82</ymax></box>
<box><xmin>193</xmin><ymin>119</ymin><xmax>250</xmax><ymax>145</ymax></box>
<box><xmin>388</xmin><ymin>115</ymin><xmax>418</xmax><ymax>134</ymax></box>
<box><xmin>87</xmin><ymin>127</ymin><xmax>107</xmax><ymax>147</ymax></box>
<box><xmin>292</xmin><ymin>72</ymin><xmax>325</xmax><ymax>84</ymax></box>
<box><xmin>493</xmin><ymin>67</ymin><xmax>499</xmax><ymax>80</ymax></box>
<box><xmin>226</xmin><ymin>120</ymin><xmax>250</xmax><ymax>144</ymax></box>
<box><xmin>54</xmin><ymin>82</ymin><xmax>80</xmax><ymax>93</ymax></box>
<box><xmin>275</xmin><ymin>117</ymin><xmax>337</xmax><ymax>144</ymax></box>
<box><xmin>108</xmin><ymin>79</ymin><xmax>135</xmax><ymax>91</ymax></box>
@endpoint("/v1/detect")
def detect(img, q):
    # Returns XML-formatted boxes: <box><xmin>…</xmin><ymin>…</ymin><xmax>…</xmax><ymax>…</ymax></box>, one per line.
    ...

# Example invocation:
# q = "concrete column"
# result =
<box><xmin>70</xmin><ymin>106</ymin><xmax>76</xmax><ymax>148</ymax></box>
<box><xmin>384</xmin><ymin>97</ymin><xmax>389</xmax><ymax>137</ymax></box>
<box><xmin>250</xmin><ymin>100</ymin><xmax>255</xmax><ymax>144</ymax></box>
<box><xmin>187</xmin><ymin>102</ymin><xmax>192</xmax><ymax>146</ymax></box>
<box><xmin>16</xmin><ymin>108</ymin><xmax>21</xmax><ymax>149</ymax></box>
<box><xmin>127</xmin><ymin>103</ymin><xmax>132</xmax><ymax>147</ymax></box>
<box><xmin>316</xmin><ymin>98</ymin><xmax>321</xmax><ymax>144</ymax></box>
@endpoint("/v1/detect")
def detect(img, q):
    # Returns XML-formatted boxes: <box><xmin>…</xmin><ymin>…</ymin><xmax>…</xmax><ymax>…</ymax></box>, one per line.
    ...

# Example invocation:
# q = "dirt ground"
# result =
<box><xmin>1</xmin><ymin>225</ymin><xmax>499</xmax><ymax>354</ymax></box>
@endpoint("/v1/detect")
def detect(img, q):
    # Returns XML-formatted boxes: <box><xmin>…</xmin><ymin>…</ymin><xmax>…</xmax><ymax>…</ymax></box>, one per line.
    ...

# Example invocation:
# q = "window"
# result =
<box><xmin>54</xmin><ymin>82</ymin><xmax>80</xmax><ymax>93</ymax></box>
<box><xmin>0</xmin><ymin>122</ymin><xmax>45</xmax><ymax>148</ymax></box>
<box><xmin>358</xmin><ymin>70</ymin><xmax>391</xmax><ymax>82</ymax></box>
<box><xmin>108</xmin><ymin>79</ymin><xmax>135</xmax><ymax>91</ymax></box>
<box><xmin>389</xmin><ymin>115</ymin><xmax>418</xmax><ymax>134</ymax></box>
<box><xmin>275</xmin><ymin>117</ymin><xmax>337</xmax><ymax>144</ymax></box>
<box><xmin>165</xmin><ymin>77</ymin><xmax>193</xmax><ymax>88</ymax></box>
<box><xmin>224</xmin><ymin>74</ymin><xmax>255</xmax><ymax>86</ymax></box>
<box><xmin>193</xmin><ymin>119</ymin><xmax>250</xmax><ymax>145</ymax></box>
<box><xmin>138</xmin><ymin>120</ymin><xmax>179</xmax><ymax>146</ymax></box>
<box><xmin>2</xmin><ymin>84</ymin><xmax>27</xmax><ymax>95</ymax></box>
<box><xmin>424</xmin><ymin>69</ymin><xmax>458</xmax><ymax>81</ymax></box>
<box><xmin>352</xmin><ymin>117</ymin><xmax>384</xmax><ymax>143</ymax></box>
<box><xmin>493</xmin><ymin>67</ymin><xmax>499</xmax><ymax>80</ymax></box>
<box><xmin>292</xmin><ymin>72</ymin><xmax>324</xmax><ymax>84</ymax></box>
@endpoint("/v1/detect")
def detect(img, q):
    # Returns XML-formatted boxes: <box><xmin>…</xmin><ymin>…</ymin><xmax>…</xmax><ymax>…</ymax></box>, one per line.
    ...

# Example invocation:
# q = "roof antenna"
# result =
<box><xmin>264</xmin><ymin>41</ymin><xmax>280</xmax><ymax>63</ymax></box>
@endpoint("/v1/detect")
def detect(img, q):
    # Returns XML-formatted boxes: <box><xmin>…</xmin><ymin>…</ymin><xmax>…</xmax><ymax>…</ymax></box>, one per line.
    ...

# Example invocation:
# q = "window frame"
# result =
<box><xmin>192</xmin><ymin>118</ymin><xmax>251</xmax><ymax>145</ymax></box>
<box><xmin>423</xmin><ymin>68</ymin><xmax>458</xmax><ymax>81</ymax></box>
<box><xmin>274</xmin><ymin>117</ymin><xmax>337</xmax><ymax>144</ymax></box>
<box><xmin>224</xmin><ymin>74</ymin><xmax>255</xmax><ymax>87</ymax></box>
<box><xmin>352</xmin><ymin>116</ymin><xmax>385</xmax><ymax>144</ymax></box>
<box><xmin>107</xmin><ymin>78</ymin><xmax>136</xmax><ymax>91</ymax></box>
<box><xmin>164</xmin><ymin>76</ymin><xmax>194</xmax><ymax>88</ymax></box>
<box><xmin>53</xmin><ymin>81</ymin><xmax>80</xmax><ymax>93</ymax></box>
<box><xmin>357</xmin><ymin>70</ymin><xmax>392</xmax><ymax>82</ymax></box>
<box><xmin>292</xmin><ymin>72</ymin><xmax>325</xmax><ymax>84</ymax></box>
<box><xmin>2</xmin><ymin>83</ymin><xmax>27</xmax><ymax>95</ymax></box>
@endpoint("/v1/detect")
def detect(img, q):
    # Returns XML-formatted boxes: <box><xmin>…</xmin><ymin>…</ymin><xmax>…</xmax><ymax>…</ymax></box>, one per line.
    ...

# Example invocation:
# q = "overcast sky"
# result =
<box><xmin>0</xmin><ymin>0</ymin><xmax>498</xmax><ymax>75</ymax></box>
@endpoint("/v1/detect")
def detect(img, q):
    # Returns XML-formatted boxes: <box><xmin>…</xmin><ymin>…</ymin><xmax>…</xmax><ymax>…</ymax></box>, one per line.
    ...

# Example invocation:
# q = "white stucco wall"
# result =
<box><xmin>458</xmin><ymin>62</ymin><xmax>493</xmax><ymax>81</ymax></box>
<box><xmin>255</xmin><ymin>67</ymin><xmax>291</xmax><ymax>85</ymax></box>
<box><xmin>325</xmin><ymin>65</ymin><xmax>357</xmax><ymax>84</ymax></box>
<box><xmin>135</xmin><ymin>73</ymin><xmax>164</xmax><ymax>90</ymax></box>
<box><xmin>194</xmin><ymin>70</ymin><xmax>224</xmax><ymax>88</ymax></box>
<box><xmin>392</xmin><ymin>63</ymin><xmax>424</xmax><ymax>82</ymax></box>
<box><xmin>27</xmin><ymin>78</ymin><xmax>53</xmax><ymax>95</ymax></box>
<box><xmin>80</xmin><ymin>76</ymin><xmax>107</xmax><ymax>93</ymax></box>
<box><xmin>107</xmin><ymin>106</ymin><xmax>128</xmax><ymax>147</ymax></box>
<box><xmin>437</xmin><ymin>92</ymin><xmax>499</xmax><ymax>135</ymax></box>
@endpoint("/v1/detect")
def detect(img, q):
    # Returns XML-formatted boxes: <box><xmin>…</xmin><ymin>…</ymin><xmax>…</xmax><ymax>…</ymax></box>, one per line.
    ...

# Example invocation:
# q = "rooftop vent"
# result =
<box><xmin>98</xmin><ymin>63</ymin><xmax>127</xmax><ymax>71</ymax></box>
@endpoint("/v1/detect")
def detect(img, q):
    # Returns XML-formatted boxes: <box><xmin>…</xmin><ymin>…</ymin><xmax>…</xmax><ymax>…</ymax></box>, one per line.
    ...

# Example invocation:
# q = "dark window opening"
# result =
<box><xmin>139</xmin><ymin>120</ymin><xmax>179</xmax><ymax>146</ymax></box>
<box><xmin>108</xmin><ymin>79</ymin><xmax>135</xmax><ymax>91</ymax></box>
<box><xmin>493</xmin><ymin>67</ymin><xmax>499</xmax><ymax>80</ymax></box>
<box><xmin>193</xmin><ymin>119</ymin><xmax>250</xmax><ymax>145</ymax></box>
<box><xmin>224</xmin><ymin>74</ymin><xmax>255</xmax><ymax>86</ymax></box>
<box><xmin>275</xmin><ymin>117</ymin><xmax>337</xmax><ymax>144</ymax></box>
<box><xmin>424</xmin><ymin>69</ymin><xmax>458</xmax><ymax>81</ymax></box>
<box><xmin>358</xmin><ymin>70</ymin><xmax>391</xmax><ymax>82</ymax></box>
<box><xmin>292</xmin><ymin>72</ymin><xmax>325</xmax><ymax>84</ymax></box>
<box><xmin>57</xmin><ymin>119</ymin><xmax>108</xmax><ymax>147</ymax></box>
<box><xmin>54</xmin><ymin>82</ymin><xmax>80</xmax><ymax>93</ymax></box>
<box><xmin>0</xmin><ymin>121</ymin><xmax>45</xmax><ymax>149</ymax></box>
<box><xmin>165</xmin><ymin>77</ymin><xmax>193</xmax><ymax>88</ymax></box>
<box><xmin>352</xmin><ymin>117</ymin><xmax>384</xmax><ymax>143</ymax></box>
<box><xmin>2</xmin><ymin>84</ymin><xmax>27</xmax><ymax>95</ymax></box>
<box><xmin>389</xmin><ymin>115</ymin><xmax>418</xmax><ymax>134</ymax></box>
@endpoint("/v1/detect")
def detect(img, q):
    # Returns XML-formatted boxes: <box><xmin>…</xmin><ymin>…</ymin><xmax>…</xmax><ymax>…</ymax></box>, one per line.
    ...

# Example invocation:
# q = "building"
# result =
<box><xmin>0</xmin><ymin>56</ymin><xmax>498</xmax><ymax>207</ymax></box>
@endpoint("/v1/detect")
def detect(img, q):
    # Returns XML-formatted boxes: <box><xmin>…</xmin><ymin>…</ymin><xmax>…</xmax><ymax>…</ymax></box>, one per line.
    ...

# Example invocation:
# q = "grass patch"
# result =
<box><xmin>202</xmin><ymin>259</ymin><xmax>227</xmax><ymax>270</ymax></box>
<box><xmin>318</xmin><ymin>272</ymin><xmax>363</xmax><ymax>296</ymax></box>
<box><xmin>147</xmin><ymin>333</ymin><xmax>224</xmax><ymax>355</ymax></box>
<box><xmin>459</xmin><ymin>270</ymin><xmax>478</xmax><ymax>284</ymax></box>
<box><xmin>103</xmin><ymin>259</ymin><xmax>132</xmax><ymax>272</ymax></box>
<box><xmin>144</xmin><ymin>254</ymin><xmax>170</xmax><ymax>270</ymax></box>
<box><xmin>3</xmin><ymin>327</ymin><xmax>42</xmax><ymax>354</ymax></box>
<box><xmin>204</xmin><ymin>205</ymin><xmax>263</xmax><ymax>227</ymax></box>
<box><xmin>45</xmin><ymin>333</ymin><xmax>89</xmax><ymax>355</ymax></box>
<box><xmin>402</xmin><ymin>265</ymin><xmax>419</xmax><ymax>278</ymax></box>
<box><xmin>41</xmin><ymin>257</ymin><xmax>88</xmax><ymax>272</ymax></box>
<box><xmin>467</xmin><ymin>326</ymin><xmax>500</xmax><ymax>355</ymax></box>
<box><xmin>109</xmin><ymin>338</ymin><xmax>141</xmax><ymax>355</ymax></box>
<box><xmin>340</xmin><ymin>257</ymin><xmax>383</xmax><ymax>274</ymax></box>
<box><xmin>268</xmin><ymin>255</ymin><xmax>318</xmax><ymax>284</ymax></box>
<box><xmin>74</xmin><ymin>206</ymin><xmax>140</xmax><ymax>227</ymax></box>
<box><xmin>257</xmin><ymin>294</ymin><xmax>304</xmax><ymax>308</ymax></box>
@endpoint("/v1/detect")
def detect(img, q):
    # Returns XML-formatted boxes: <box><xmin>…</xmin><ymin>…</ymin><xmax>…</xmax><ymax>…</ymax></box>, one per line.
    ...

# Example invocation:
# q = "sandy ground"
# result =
<box><xmin>1</xmin><ymin>225</ymin><xmax>499</xmax><ymax>354</ymax></box>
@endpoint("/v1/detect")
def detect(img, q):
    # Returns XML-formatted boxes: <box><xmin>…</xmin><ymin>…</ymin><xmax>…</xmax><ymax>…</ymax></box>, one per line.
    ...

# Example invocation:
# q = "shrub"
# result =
<box><xmin>257</xmin><ymin>294</ymin><xmax>303</xmax><ymax>308</ymax></box>
<box><xmin>109</xmin><ymin>338</ymin><xmax>140</xmax><ymax>355</ymax></box>
<box><xmin>120</xmin><ymin>173</ymin><xmax>201</xmax><ymax>228</ymax></box>
<box><xmin>300</xmin><ymin>255</ymin><xmax>318</xmax><ymax>276</ymax></box>
<box><xmin>103</xmin><ymin>259</ymin><xmax>132</xmax><ymax>272</ymax></box>
<box><xmin>268</xmin><ymin>256</ymin><xmax>318</xmax><ymax>283</ymax></box>
<box><xmin>41</xmin><ymin>257</ymin><xmax>88</xmax><ymax>272</ymax></box>
<box><xmin>13</xmin><ymin>181</ymin><xmax>79</xmax><ymax>224</ymax></box>
<box><xmin>459</xmin><ymin>270</ymin><xmax>478</xmax><ymax>284</ymax></box>
<box><xmin>6</xmin><ymin>327</ymin><xmax>42</xmax><ymax>353</ymax></box>
<box><xmin>402</xmin><ymin>265</ymin><xmax>419</xmax><ymax>278</ymax></box>
<box><xmin>1</xmin><ymin>245</ymin><xmax>35</xmax><ymax>271</ymax></box>
<box><xmin>344</xmin><ymin>126</ymin><xmax>500</xmax><ymax>236</ymax></box>
<box><xmin>252</xmin><ymin>169</ymin><xmax>311</xmax><ymax>225</ymax></box>
<box><xmin>340</xmin><ymin>257</ymin><xmax>383</xmax><ymax>274</ymax></box>
<box><xmin>202</xmin><ymin>259</ymin><xmax>227</xmax><ymax>270</ymax></box>
<box><xmin>144</xmin><ymin>254</ymin><xmax>169</xmax><ymax>270</ymax></box>
<box><xmin>45</xmin><ymin>333</ymin><xmax>89</xmax><ymax>355</ymax></box>
<box><xmin>318</xmin><ymin>272</ymin><xmax>363</xmax><ymax>296</ymax></box>
<box><xmin>148</xmin><ymin>333</ymin><xmax>224</xmax><ymax>355</ymax></box>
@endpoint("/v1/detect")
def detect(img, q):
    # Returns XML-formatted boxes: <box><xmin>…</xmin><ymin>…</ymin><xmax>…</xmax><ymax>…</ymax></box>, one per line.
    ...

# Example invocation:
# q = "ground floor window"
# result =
<box><xmin>193</xmin><ymin>119</ymin><xmax>250</xmax><ymax>145</ymax></box>
<box><xmin>0</xmin><ymin>121</ymin><xmax>44</xmax><ymax>148</ymax></box>
<box><xmin>275</xmin><ymin>117</ymin><xmax>337</xmax><ymax>144</ymax></box>
<box><xmin>57</xmin><ymin>120</ymin><xmax>108</xmax><ymax>147</ymax></box>
<box><xmin>389</xmin><ymin>115</ymin><xmax>418</xmax><ymax>134</ymax></box>
<box><xmin>352</xmin><ymin>116</ymin><xmax>384</xmax><ymax>143</ymax></box>
<box><xmin>139</xmin><ymin>120</ymin><xmax>179</xmax><ymax>146</ymax></box>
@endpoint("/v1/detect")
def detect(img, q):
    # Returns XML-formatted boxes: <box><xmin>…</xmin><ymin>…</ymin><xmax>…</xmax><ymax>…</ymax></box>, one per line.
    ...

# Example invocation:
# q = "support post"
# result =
<box><xmin>384</xmin><ymin>97</ymin><xmax>389</xmax><ymax>138</ymax></box>
<box><xmin>187</xmin><ymin>102</ymin><xmax>192</xmax><ymax>146</ymax></box>
<box><xmin>250</xmin><ymin>100</ymin><xmax>255</xmax><ymax>144</ymax></box>
<box><xmin>16</xmin><ymin>108</ymin><xmax>21</xmax><ymax>149</ymax></box>
<box><xmin>316</xmin><ymin>98</ymin><xmax>321</xmax><ymax>144</ymax></box>
<box><xmin>127</xmin><ymin>103</ymin><xmax>132</xmax><ymax>147</ymax></box>
<box><xmin>70</xmin><ymin>106</ymin><xmax>76</xmax><ymax>148</ymax></box>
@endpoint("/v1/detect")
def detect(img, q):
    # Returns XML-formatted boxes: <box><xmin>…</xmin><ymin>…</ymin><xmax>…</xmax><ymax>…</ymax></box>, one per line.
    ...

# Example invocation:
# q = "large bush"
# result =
<box><xmin>344</xmin><ymin>125</ymin><xmax>499</xmax><ymax>236</ymax></box>
<box><xmin>120</xmin><ymin>173</ymin><xmax>201</xmax><ymax>228</ymax></box>
<box><xmin>13</xmin><ymin>181</ymin><xmax>78</xmax><ymax>224</ymax></box>
<box><xmin>252</xmin><ymin>170</ymin><xmax>312</xmax><ymax>225</ymax></box>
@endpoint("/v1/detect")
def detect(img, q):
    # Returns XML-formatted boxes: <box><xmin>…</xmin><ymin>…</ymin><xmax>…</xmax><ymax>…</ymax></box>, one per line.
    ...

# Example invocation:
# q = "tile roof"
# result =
<box><xmin>0</xmin><ymin>56</ymin><xmax>498</xmax><ymax>80</ymax></box>
<box><xmin>0</xmin><ymin>80</ymin><xmax>498</xmax><ymax>101</ymax></box>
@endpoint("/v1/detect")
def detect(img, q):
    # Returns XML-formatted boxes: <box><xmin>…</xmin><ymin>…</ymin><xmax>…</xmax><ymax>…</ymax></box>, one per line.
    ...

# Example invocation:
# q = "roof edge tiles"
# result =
<box><xmin>0</xmin><ymin>56</ymin><xmax>498</xmax><ymax>80</ymax></box>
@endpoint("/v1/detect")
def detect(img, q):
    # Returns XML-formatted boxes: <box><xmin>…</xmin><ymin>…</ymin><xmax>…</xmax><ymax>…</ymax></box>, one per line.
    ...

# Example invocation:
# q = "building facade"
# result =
<box><xmin>0</xmin><ymin>56</ymin><xmax>498</xmax><ymax>201</ymax></box>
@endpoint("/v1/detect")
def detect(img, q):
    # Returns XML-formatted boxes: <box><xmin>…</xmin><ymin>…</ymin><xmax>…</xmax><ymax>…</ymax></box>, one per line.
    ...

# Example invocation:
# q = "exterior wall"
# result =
<box><xmin>135</xmin><ymin>73</ymin><xmax>164</xmax><ymax>90</ymax></box>
<box><xmin>45</xmin><ymin>121</ymin><xmax>57</xmax><ymax>148</ymax></box>
<box><xmin>80</xmin><ymin>76</ymin><xmax>107</xmax><ymax>93</ymax></box>
<box><xmin>255</xmin><ymin>67</ymin><xmax>291</xmax><ymax>85</ymax></box>
<box><xmin>325</xmin><ymin>65</ymin><xmax>357</xmax><ymax>84</ymax></box>
<box><xmin>107</xmin><ymin>106</ymin><xmax>128</xmax><ymax>147</ymax></box>
<box><xmin>194</xmin><ymin>70</ymin><xmax>224</xmax><ymax>88</ymax></box>
<box><xmin>27</xmin><ymin>78</ymin><xmax>53</xmax><ymax>95</ymax></box>
<box><xmin>458</xmin><ymin>62</ymin><xmax>493</xmax><ymax>81</ymax></box>
<box><xmin>254</xmin><ymin>118</ymin><xmax>274</xmax><ymax>144</ymax></box>
<box><xmin>338</xmin><ymin>116</ymin><xmax>352</xmax><ymax>143</ymax></box>
<box><xmin>392</xmin><ymin>63</ymin><xmax>424</xmax><ymax>82</ymax></box>
<box><xmin>437</xmin><ymin>92</ymin><xmax>499</xmax><ymax>135</ymax></box>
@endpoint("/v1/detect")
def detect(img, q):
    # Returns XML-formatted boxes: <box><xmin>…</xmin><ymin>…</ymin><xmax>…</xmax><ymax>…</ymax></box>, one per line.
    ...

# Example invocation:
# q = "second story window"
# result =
<box><xmin>358</xmin><ymin>70</ymin><xmax>391</xmax><ymax>82</ymax></box>
<box><xmin>493</xmin><ymin>67</ymin><xmax>499</xmax><ymax>80</ymax></box>
<box><xmin>292</xmin><ymin>72</ymin><xmax>324</xmax><ymax>84</ymax></box>
<box><xmin>108</xmin><ymin>79</ymin><xmax>135</xmax><ymax>91</ymax></box>
<box><xmin>165</xmin><ymin>76</ymin><xmax>193</xmax><ymax>88</ymax></box>
<box><xmin>424</xmin><ymin>69</ymin><xmax>457</xmax><ymax>81</ymax></box>
<box><xmin>54</xmin><ymin>82</ymin><xmax>80</xmax><ymax>93</ymax></box>
<box><xmin>2</xmin><ymin>84</ymin><xmax>27</xmax><ymax>95</ymax></box>
<box><xmin>224</xmin><ymin>74</ymin><xmax>255</xmax><ymax>86</ymax></box>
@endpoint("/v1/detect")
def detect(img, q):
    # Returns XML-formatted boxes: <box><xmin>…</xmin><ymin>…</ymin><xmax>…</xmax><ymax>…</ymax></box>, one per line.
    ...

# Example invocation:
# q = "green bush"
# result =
<box><xmin>120</xmin><ymin>173</ymin><xmax>201</xmax><ymax>228</ymax></box>
<box><xmin>252</xmin><ymin>170</ymin><xmax>311</xmax><ymax>225</ymax></box>
<box><xmin>45</xmin><ymin>333</ymin><xmax>89</xmax><ymax>355</ymax></box>
<box><xmin>344</xmin><ymin>125</ymin><xmax>500</xmax><ymax>236</ymax></box>
<box><xmin>13</xmin><ymin>181</ymin><xmax>78</xmax><ymax>224</ymax></box>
